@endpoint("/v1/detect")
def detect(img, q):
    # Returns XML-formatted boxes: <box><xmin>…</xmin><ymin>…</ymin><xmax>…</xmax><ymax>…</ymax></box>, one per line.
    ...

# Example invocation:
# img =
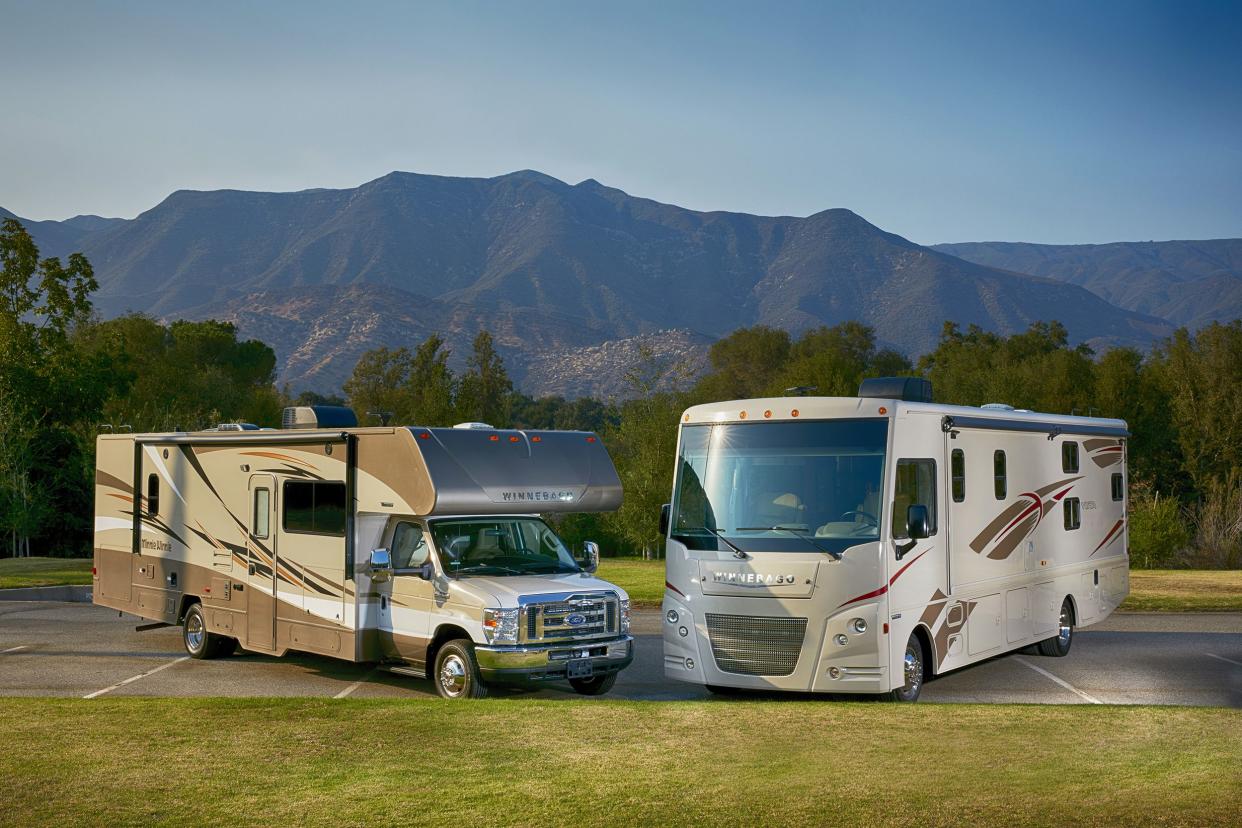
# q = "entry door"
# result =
<box><xmin>246</xmin><ymin>474</ymin><xmax>277</xmax><ymax>650</ymax></box>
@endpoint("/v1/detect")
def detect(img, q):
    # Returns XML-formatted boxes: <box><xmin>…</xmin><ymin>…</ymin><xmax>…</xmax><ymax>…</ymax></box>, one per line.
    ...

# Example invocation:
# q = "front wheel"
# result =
<box><xmin>569</xmin><ymin>673</ymin><xmax>617</xmax><ymax>696</ymax></box>
<box><xmin>1037</xmin><ymin>599</ymin><xmax>1074</xmax><ymax>657</ymax></box>
<box><xmin>890</xmin><ymin>634</ymin><xmax>925</xmax><ymax>702</ymax></box>
<box><xmin>182</xmin><ymin>602</ymin><xmax>235</xmax><ymax>659</ymax></box>
<box><xmin>433</xmin><ymin>639</ymin><xmax>489</xmax><ymax>699</ymax></box>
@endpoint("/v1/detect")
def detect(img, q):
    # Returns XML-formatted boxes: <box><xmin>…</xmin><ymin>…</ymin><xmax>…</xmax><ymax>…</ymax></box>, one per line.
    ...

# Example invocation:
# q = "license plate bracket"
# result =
<box><xmin>567</xmin><ymin>659</ymin><xmax>593</xmax><ymax>679</ymax></box>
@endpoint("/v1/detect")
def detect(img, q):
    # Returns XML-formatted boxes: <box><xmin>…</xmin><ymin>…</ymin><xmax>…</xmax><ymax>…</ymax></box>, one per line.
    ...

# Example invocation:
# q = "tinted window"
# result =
<box><xmin>391</xmin><ymin>522</ymin><xmax>429</xmax><ymax>569</ymax></box>
<box><xmin>1111</xmin><ymin>473</ymin><xmax>1124</xmax><ymax>502</ymax></box>
<box><xmin>892</xmin><ymin>459</ymin><xmax>937</xmax><ymax>539</ymax></box>
<box><xmin>146</xmin><ymin>474</ymin><xmax>160</xmax><ymax>516</ymax></box>
<box><xmin>252</xmin><ymin>488</ymin><xmax>270</xmax><ymax>539</ymax></box>
<box><xmin>282</xmin><ymin>481</ymin><xmax>347</xmax><ymax>536</ymax></box>
<box><xmin>1062</xmin><ymin>442</ymin><xmax>1079</xmax><ymax>473</ymax></box>
<box><xmin>951</xmin><ymin>449</ymin><xmax>965</xmax><ymax>503</ymax></box>
<box><xmin>1063</xmin><ymin>497</ymin><xmax>1081</xmax><ymax>531</ymax></box>
<box><xmin>994</xmin><ymin>450</ymin><xmax>1007</xmax><ymax>500</ymax></box>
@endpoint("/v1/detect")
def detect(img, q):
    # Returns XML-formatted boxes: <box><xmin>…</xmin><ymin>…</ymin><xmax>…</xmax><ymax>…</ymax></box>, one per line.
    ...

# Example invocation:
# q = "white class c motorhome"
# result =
<box><xmin>93</xmin><ymin>407</ymin><xmax>633</xmax><ymax>699</ymax></box>
<box><xmin>661</xmin><ymin>378</ymin><xmax>1130</xmax><ymax>701</ymax></box>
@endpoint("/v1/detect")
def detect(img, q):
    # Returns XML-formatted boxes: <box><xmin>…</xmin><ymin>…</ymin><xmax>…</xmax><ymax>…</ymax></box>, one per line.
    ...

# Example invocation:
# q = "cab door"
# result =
<box><xmin>246</xmin><ymin>474</ymin><xmax>277</xmax><ymax>651</ymax></box>
<box><xmin>377</xmin><ymin>520</ymin><xmax>435</xmax><ymax>671</ymax></box>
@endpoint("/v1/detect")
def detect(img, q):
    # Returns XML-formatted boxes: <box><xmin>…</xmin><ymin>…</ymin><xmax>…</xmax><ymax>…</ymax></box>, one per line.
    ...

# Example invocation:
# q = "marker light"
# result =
<box><xmin>531</xmin><ymin>436</ymin><xmax>542</xmax><ymax>442</ymax></box>
<box><xmin>878</xmin><ymin>406</ymin><xmax>888</xmax><ymax>415</ymax></box>
<box><xmin>488</xmin><ymin>435</ymin><xmax>499</xmax><ymax>442</ymax></box>
<box><xmin>739</xmin><ymin>410</ymin><xmax>747</xmax><ymax>420</ymax></box>
<box><xmin>418</xmin><ymin>432</ymin><xmax>431</xmax><ymax>439</ymax></box>
<box><xmin>791</xmin><ymin>409</ymin><xmax>800</xmax><ymax>417</ymax></box>
<box><xmin>763</xmin><ymin>409</ymin><xmax>772</xmax><ymax>418</ymax></box>
<box><xmin>509</xmin><ymin>435</ymin><xmax>520</xmax><ymax>442</ymax></box>
<box><xmin>586</xmin><ymin>436</ymin><xmax>597</xmax><ymax>443</ymax></box>
<box><xmin>482</xmin><ymin>608</ymin><xmax>519</xmax><ymax>644</ymax></box>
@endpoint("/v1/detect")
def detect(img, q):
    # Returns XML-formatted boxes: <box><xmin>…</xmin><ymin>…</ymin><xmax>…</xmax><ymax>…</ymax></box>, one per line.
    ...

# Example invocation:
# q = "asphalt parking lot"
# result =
<box><xmin>1</xmin><ymin>602</ymin><xmax>1239</xmax><ymax>705</ymax></box>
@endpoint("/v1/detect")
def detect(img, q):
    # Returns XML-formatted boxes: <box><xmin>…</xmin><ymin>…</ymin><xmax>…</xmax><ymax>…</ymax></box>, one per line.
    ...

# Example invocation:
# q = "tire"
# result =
<box><xmin>182</xmin><ymin>602</ymin><xmax>232</xmax><ymax>660</ymax></box>
<box><xmin>569</xmin><ymin>673</ymin><xmax>617</xmax><ymax>696</ymax></box>
<box><xmin>1037</xmin><ymin>599</ymin><xmax>1074</xmax><ymax>657</ymax></box>
<box><xmin>890</xmin><ymin>634</ymin><xmax>925</xmax><ymax>702</ymax></box>
<box><xmin>433</xmin><ymin>639</ymin><xmax>489</xmax><ymax>699</ymax></box>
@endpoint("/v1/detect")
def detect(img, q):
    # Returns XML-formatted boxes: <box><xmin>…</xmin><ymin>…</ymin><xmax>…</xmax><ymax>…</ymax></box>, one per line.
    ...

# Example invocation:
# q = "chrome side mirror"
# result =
<box><xmin>579</xmin><ymin>540</ymin><xmax>600</xmax><ymax>574</ymax></box>
<box><xmin>369</xmin><ymin>548</ymin><xmax>393</xmax><ymax>582</ymax></box>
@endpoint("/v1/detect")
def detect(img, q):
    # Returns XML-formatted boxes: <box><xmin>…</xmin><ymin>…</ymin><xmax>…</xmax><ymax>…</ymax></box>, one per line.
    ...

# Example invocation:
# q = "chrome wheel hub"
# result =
<box><xmin>185</xmin><ymin>612</ymin><xmax>204</xmax><ymax>652</ymax></box>
<box><xmin>1058</xmin><ymin>605</ymin><xmax>1072</xmax><ymax>647</ymax></box>
<box><xmin>903</xmin><ymin>646</ymin><xmax>922</xmax><ymax>694</ymax></box>
<box><xmin>439</xmin><ymin>654</ymin><xmax>467</xmax><ymax>697</ymax></box>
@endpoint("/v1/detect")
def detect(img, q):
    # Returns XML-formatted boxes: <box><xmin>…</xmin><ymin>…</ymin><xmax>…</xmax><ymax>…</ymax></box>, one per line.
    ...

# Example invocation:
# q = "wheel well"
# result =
<box><xmin>1063</xmin><ymin>595</ymin><xmax>1078</xmax><ymax>625</ymax></box>
<box><xmin>177</xmin><ymin>595</ymin><xmax>200</xmax><ymax>623</ymax></box>
<box><xmin>427</xmin><ymin>624</ymin><xmax>472</xmax><ymax>668</ymax></box>
<box><xmin>912</xmin><ymin>624</ymin><xmax>936</xmax><ymax>679</ymax></box>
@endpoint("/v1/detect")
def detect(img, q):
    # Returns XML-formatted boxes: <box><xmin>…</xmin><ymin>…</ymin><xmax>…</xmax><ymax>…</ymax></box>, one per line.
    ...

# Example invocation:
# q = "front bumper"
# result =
<box><xmin>475</xmin><ymin>636</ymin><xmax>634</xmax><ymax>683</ymax></box>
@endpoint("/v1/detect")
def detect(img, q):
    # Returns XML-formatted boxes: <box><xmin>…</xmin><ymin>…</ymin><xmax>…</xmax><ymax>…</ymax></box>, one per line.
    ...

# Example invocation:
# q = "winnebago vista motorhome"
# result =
<box><xmin>661</xmin><ymin>379</ymin><xmax>1130</xmax><ymax>701</ymax></box>
<box><xmin>93</xmin><ymin>407</ymin><xmax>633</xmax><ymax>698</ymax></box>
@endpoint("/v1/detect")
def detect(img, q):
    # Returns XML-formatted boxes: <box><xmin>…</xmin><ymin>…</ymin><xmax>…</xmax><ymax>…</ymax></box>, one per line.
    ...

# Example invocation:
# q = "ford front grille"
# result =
<box><xmin>522</xmin><ymin>594</ymin><xmax>618</xmax><ymax>643</ymax></box>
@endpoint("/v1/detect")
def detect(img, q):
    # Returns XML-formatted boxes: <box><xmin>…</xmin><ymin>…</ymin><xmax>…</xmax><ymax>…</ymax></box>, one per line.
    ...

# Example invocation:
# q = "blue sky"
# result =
<box><xmin>1</xmin><ymin>0</ymin><xmax>1239</xmax><ymax>243</ymax></box>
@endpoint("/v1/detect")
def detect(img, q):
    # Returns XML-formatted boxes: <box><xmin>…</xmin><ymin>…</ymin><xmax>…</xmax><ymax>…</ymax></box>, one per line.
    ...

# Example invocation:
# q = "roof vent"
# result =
<box><xmin>857</xmin><ymin>377</ymin><xmax>932</xmax><ymax>403</ymax></box>
<box><xmin>282</xmin><ymin>405</ymin><xmax>358</xmax><ymax>430</ymax></box>
<box><xmin>980</xmin><ymin>403</ymin><xmax>1015</xmax><ymax>411</ymax></box>
<box><xmin>453</xmin><ymin>422</ymin><xmax>495</xmax><ymax>430</ymax></box>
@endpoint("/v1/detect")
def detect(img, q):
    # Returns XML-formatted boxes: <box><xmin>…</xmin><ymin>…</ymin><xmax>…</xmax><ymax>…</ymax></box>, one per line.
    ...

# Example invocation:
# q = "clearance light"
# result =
<box><xmin>739</xmin><ymin>410</ymin><xmax>747</xmax><ymax>420</ymax></box>
<box><xmin>684</xmin><ymin>414</ymin><xmax>690</xmax><ymax>422</ymax></box>
<box><xmin>791</xmin><ymin>409</ymin><xmax>800</xmax><ymax>418</ymax></box>
<box><xmin>763</xmin><ymin>409</ymin><xmax>772</xmax><ymax>418</ymax></box>
<box><xmin>417</xmin><ymin>432</ymin><xmax>431</xmax><ymax>439</ymax></box>
<box><xmin>509</xmin><ymin>436</ymin><xmax>520</xmax><ymax>443</ymax></box>
<box><xmin>531</xmin><ymin>436</ymin><xmax>542</xmax><ymax>442</ymax></box>
<box><xmin>488</xmin><ymin>435</ymin><xmax>499</xmax><ymax>442</ymax></box>
<box><xmin>91</xmin><ymin>567</ymin><xmax>97</xmax><ymax>576</ymax></box>
<box><xmin>586</xmin><ymin>436</ymin><xmax>597</xmax><ymax>443</ymax></box>
<box><xmin>878</xmin><ymin>406</ymin><xmax>888</xmax><ymax>415</ymax></box>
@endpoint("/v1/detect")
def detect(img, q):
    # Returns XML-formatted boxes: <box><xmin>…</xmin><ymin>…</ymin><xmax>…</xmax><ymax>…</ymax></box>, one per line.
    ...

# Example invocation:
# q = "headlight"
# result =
<box><xmin>850</xmin><ymin>617</ymin><xmax>867</xmax><ymax>634</ymax></box>
<box><xmin>620</xmin><ymin>598</ymin><xmax>631</xmax><ymax>634</ymax></box>
<box><xmin>482</xmin><ymin>607</ymin><xmax>519</xmax><ymax>644</ymax></box>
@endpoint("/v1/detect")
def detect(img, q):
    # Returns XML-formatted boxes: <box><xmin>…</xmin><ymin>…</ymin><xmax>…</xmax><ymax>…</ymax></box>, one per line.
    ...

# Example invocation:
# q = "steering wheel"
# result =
<box><xmin>838</xmin><ymin>510</ymin><xmax>878</xmax><ymax>527</ymax></box>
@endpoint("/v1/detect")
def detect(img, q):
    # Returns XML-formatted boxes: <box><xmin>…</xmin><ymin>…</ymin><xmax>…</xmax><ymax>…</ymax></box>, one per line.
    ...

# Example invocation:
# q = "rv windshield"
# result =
<box><xmin>429</xmin><ymin>517</ymin><xmax>581</xmax><ymax>576</ymax></box>
<box><xmin>671</xmin><ymin>419</ymin><xmax>888</xmax><ymax>554</ymax></box>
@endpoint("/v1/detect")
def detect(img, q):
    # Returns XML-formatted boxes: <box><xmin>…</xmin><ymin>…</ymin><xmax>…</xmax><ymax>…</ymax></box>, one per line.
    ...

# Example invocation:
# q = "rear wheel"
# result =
<box><xmin>890</xmin><ymin>634</ymin><xmax>925</xmax><ymax>702</ymax></box>
<box><xmin>182</xmin><ymin>603</ymin><xmax>234</xmax><ymax>660</ymax></box>
<box><xmin>1037</xmin><ymin>599</ymin><xmax>1074</xmax><ymax>657</ymax></box>
<box><xmin>569</xmin><ymin>673</ymin><xmax>617</xmax><ymax>696</ymax></box>
<box><xmin>433</xmin><ymin>639</ymin><xmax>489</xmax><ymax>699</ymax></box>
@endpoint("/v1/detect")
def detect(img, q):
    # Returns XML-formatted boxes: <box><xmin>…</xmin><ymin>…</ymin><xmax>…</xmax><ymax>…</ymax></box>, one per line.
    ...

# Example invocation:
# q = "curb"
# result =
<box><xmin>0</xmin><ymin>585</ymin><xmax>93</xmax><ymax>602</ymax></box>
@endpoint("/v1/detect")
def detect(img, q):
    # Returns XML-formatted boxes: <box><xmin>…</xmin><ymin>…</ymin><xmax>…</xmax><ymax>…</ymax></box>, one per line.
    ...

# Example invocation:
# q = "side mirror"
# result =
<box><xmin>659</xmin><ymin>503</ymin><xmax>671</xmax><ymax>536</ymax></box>
<box><xmin>416</xmin><ymin>560</ymin><xmax>435</xmax><ymax>581</ymax></box>
<box><xmin>369</xmin><ymin>548</ymin><xmax>393</xmax><ymax>583</ymax></box>
<box><xmin>906</xmin><ymin>505</ymin><xmax>931</xmax><ymax>540</ymax></box>
<box><xmin>577</xmin><ymin>540</ymin><xmax>600</xmax><ymax>573</ymax></box>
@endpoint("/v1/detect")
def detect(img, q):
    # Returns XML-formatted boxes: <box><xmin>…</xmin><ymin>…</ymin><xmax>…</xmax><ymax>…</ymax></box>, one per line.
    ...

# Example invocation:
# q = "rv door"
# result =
<box><xmin>246</xmin><ymin>474</ymin><xmax>278</xmax><ymax>651</ymax></box>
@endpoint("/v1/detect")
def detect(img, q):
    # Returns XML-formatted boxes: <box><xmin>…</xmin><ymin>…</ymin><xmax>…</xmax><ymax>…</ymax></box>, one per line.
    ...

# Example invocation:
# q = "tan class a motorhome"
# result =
<box><xmin>93</xmin><ymin>406</ymin><xmax>633</xmax><ymax>699</ymax></box>
<box><xmin>661</xmin><ymin>378</ymin><xmax>1130</xmax><ymax>701</ymax></box>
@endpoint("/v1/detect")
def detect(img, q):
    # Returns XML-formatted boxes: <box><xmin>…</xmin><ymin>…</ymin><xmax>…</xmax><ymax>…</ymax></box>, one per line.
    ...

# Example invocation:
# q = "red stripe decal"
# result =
<box><xmin>1002</xmin><ymin>497</ymin><xmax>1042</xmax><ymax>535</ymax></box>
<box><xmin>836</xmin><ymin>583</ymin><xmax>888</xmax><ymax>609</ymax></box>
<box><xmin>1091</xmin><ymin>519</ymin><xmax>1124</xmax><ymax>555</ymax></box>
<box><xmin>1051</xmin><ymin>485</ymin><xmax>1074</xmax><ymax>502</ymax></box>
<box><xmin>837</xmin><ymin>548</ymin><xmax>929</xmax><ymax>608</ymax></box>
<box><xmin>665</xmin><ymin>580</ymin><xmax>686</xmax><ymax>599</ymax></box>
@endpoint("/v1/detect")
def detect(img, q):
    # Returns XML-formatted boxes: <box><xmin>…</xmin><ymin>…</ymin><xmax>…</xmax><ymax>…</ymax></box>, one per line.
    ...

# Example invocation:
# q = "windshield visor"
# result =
<box><xmin>430</xmin><ymin>516</ymin><xmax>581</xmax><ymax>576</ymax></box>
<box><xmin>671</xmin><ymin>419</ymin><xmax>888</xmax><ymax>554</ymax></box>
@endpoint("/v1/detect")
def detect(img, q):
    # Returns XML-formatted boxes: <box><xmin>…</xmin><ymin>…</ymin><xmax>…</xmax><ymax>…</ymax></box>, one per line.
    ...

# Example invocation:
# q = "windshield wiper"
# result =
<box><xmin>450</xmin><ymin>563</ymin><xmax>527</xmax><ymax>576</ymax></box>
<box><xmin>736</xmin><ymin>525</ymin><xmax>843</xmax><ymax>560</ymax></box>
<box><xmin>680</xmin><ymin>526</ymin><xmax>749</xmax><ymax>559</ymax></box>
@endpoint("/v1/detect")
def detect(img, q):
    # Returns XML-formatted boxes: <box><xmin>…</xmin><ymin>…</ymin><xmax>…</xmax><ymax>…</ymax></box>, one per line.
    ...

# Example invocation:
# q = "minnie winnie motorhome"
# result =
<box><xmin>661</xmin><ymin>379</ymin><xmax>1129</xmax><ymax>701</ymax></box>
<box><xmin>93</xmin><ymin>407</ymin><xmax>632</xmax><ymax>698</ymax></box>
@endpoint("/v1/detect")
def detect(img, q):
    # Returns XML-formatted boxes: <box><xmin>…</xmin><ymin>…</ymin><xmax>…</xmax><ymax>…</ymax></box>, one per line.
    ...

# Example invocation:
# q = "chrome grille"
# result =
<box><xmin>705</xmin><ymin>613</ymin><xmax>807</xmax><ymax>676</ymax></box>
<box><xmin>522</xmin><ymin>593</ymin><xmax>618</xmax><ymax>643</ymax></box>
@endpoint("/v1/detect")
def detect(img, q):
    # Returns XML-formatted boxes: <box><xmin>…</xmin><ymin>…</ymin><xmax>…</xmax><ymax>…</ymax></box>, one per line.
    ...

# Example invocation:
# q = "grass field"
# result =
<box><xmin>0</xmin><ymin>699</ymin><xmax>1236</xmax><ymax>827</ymax></box>
<box><xmin>0</xmin><ymin>556</ymin><xmax>91</xmax><ymax>589</ymax></box>
<box><xmin>600</xmin><ymin>557</ymin><xmax>1242</xmax><ymax>612</ymax></box>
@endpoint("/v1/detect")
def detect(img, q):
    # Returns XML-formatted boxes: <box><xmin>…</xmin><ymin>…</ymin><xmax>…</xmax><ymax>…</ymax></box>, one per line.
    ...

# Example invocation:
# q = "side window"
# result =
<box><xmin>1111</xmin><ymin>473</ymin><xmax>1124</xmax><ymax>502</ymax></box>
<box><xmin>951</xmin><ymin>449</ymin><xmax>966</xmax><ymax>503</ymax></box>
<box><xmin>391</xmin><ymin>522</ymin><xmax>429</xmax><ymax>570</ymax></box>
<box><xmin>252</xmin><ymin>488</ymin><xmax>270</xmax><ymax>539</ymax></box>
<box><xmin>1063</xmin><ymin>497</ymin><xmax>1081</xmax><ymax>531</ymax></box>
<box><xmin>892</xmin><ymin>459</ymin><xmax>937</xmax><ymax>539</ymax></box>
<box><xmin>1062</xmin><ymin>441</ymin><xmax>1079</xmax><ymax>473</ymax></box>
<box><xmin>146</xmin><ymin>474</ymin><xmax>160</xmax><ymax>516</ymax></box>
<box><xmin>283</xmin><ymin>481</ymin><xmax>347</xmax><ymax>536</ymax></box>
<box><xmin>993</xmin><ymin>450</ymin><xmax>1007</xmax><ymax>500</ymax></box>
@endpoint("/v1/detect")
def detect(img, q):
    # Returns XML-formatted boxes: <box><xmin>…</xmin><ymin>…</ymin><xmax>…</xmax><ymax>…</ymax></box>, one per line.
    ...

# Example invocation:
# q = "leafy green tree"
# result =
<box><xmin>407</xmin><ymin>334</ymin><xmax>457</xmax><ymax>425</ymax></box>
<box><xmin>456</xmin><ymin>331</ymin><xmax>513</xmax><ymax>425</ymax></box>
<box><xmin>344</xmin><ymin>346</ymin><xmax>415</xmax><ymax>425</ymax></box>
<box><xmin>692</xmin><ymin>326</ymin><xmax>791</xmax><ymax>401</ymax></box>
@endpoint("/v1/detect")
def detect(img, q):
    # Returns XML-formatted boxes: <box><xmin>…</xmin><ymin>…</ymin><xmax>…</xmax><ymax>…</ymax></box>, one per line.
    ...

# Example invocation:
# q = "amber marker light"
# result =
<box><xmin>791</xmin><ymin>409</ymin><xmax>800</xmax><ymax>417</ymax></box>
<box><xmin>763</xmin><ymin>409</ymin><xmax>772</xmax><ymax>418</ymax></box>
<box><xmin>586</xmin><ymin>436</ymin><xmax>597</xmax><ymax>443</ymax></box>
<box><xmin>488</xmin><ymin>435</ymin><xmax>499</xmax><ymax>442</ymax></box>
<box><xmin>878</xmin><ymin>406</ymin><xmax>888</xmax><ymax>415</ymax></box>
<box><xmin>739</xmin><ymin>410</ymin><xmax>747</xmax><ymax>420</ymax></box>
<box><xmin>417</xmin><ymin>432</ymin><xmax>431</xmax><ymax>439</ymax></box>
<box><xmin>509</xmin><ymin>435</ymin><xmax>520</xmax><ymax>443</ymax></box>
<box><xmin>531</xmin><ymin>436</ymin><xmax>542</xmax><ymax>442</ymax></box>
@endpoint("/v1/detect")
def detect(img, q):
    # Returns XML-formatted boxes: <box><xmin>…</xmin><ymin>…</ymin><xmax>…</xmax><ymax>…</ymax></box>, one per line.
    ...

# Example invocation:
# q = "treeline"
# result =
<box><xmin>2</xmin><ymin>218</ymin><xmax>1239</xmax><ymax>567</ymax></box>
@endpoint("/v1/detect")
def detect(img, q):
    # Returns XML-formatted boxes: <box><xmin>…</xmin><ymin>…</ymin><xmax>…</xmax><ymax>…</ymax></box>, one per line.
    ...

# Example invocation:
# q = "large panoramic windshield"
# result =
<box><xmin>671</xmin><ymin>419</ymin><xmax>888</xmax><ymax>554</ymax></box>
<box><xmin>429</xmin><ymin>517</ymin><xmax>580</xmax><ymax>576</ymax></box>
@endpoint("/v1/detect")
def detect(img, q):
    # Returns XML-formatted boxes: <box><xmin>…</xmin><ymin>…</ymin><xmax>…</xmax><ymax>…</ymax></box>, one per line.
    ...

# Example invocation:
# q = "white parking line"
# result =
<box><xmin>1205</xmin><ymin>653</ymin><xmax>1242</xmax><ymax>667</ymax></box>
<box><xmin>1</xmin><ymin>645</ymin><xmax>27</xmax><ymax>654</ymax></box>
<box><xmin>1014</xmin><ymin>657</ymin><xmax>1103</xmax><ymax>704</ymax></box>
<box><xmin>83</xmin><ymin>656</ymin><xmax>190</xmax><ymax>699</ymax></box>
<box><xmin>333</xmin><ymin>669</ymin><xmax>376</xmax><ymax>699</ymax></box>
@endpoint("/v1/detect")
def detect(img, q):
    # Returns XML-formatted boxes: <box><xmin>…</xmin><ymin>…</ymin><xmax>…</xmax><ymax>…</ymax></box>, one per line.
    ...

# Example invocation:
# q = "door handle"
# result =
<box><xmin>248</xmin><ymin>563</ymin><xmax>256</xmax><ymax>576</ymax></box>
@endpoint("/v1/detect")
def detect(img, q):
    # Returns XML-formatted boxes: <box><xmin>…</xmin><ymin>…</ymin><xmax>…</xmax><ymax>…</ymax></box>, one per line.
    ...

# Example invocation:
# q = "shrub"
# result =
<box><xmin>1127</xmin><ymin>481</ymin><xmax>1190</xmax><ymax>568</ymax></box>
<box><xmin>1183</xmin><ymin>471</ymin><xmax>1242</xmax><ymax>569</ymax></box>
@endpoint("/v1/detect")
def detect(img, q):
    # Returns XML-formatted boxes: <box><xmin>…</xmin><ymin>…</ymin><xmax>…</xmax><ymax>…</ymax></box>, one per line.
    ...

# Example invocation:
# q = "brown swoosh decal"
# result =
<box><xmin>970</xmin><ymin>477</ymin><xmax>1082</xmax><ymax>559</ymax></box>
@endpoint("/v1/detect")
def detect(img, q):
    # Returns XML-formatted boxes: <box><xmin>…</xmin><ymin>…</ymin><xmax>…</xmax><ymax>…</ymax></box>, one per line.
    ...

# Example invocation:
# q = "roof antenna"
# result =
<box><xmin>367</xmin><ymin>410</ymin><xmax>394</xmax><ymax>426</ymax></box>
<box><xmin>785</xmin><ymin>385</ymin><xmax>818</xmax><ymax>397</ymax></box>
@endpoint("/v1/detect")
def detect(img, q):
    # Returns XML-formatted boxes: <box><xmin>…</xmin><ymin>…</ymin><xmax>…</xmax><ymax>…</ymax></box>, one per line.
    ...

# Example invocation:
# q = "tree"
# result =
<box><xmin>692</xmin><ymin>326</ymin><xmax>791</xmax><ymax>401</ymax></box>
<box><xmin>344</xmin><ymin>346</ymin><xmax>415</xmax><ymax>426</ymax></box>
<box><xmin>407</xmin><ymin>334</ymin><xmax>457</xmax><ymax>425</ymax></box>
<box><xmin>456</xmin><ymin>331</ymin><xmax>513</xmax><ymax>425</ymax></box>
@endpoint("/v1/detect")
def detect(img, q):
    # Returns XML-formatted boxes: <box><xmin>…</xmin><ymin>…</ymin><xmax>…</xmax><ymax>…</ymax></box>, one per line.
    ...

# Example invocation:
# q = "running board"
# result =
<box><xmin>384</xmin><ymin>664</ymin><xmax>426</xmax><ymax>680</ymax></box>
<box><xmin>135</xmin><ymin>621</ymin><xmax>173</xmax><ymax>632</ymax></box>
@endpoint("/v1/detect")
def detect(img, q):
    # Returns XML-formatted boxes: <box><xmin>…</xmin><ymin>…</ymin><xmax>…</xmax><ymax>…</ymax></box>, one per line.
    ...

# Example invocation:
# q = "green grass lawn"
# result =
<box><xmin>0</xmin><ymin>556</ymin><xmax>92</xmax><ymax>589</ymax></box>
<box><xmin>0</xmin><ymin>699</ymin><xmax>1236</xmax><ymax>827</ymax></box>
<box><xmin>601</xmin><ymin>557</ymin><xmax>1242</xmax><ymax>612</ymax></box>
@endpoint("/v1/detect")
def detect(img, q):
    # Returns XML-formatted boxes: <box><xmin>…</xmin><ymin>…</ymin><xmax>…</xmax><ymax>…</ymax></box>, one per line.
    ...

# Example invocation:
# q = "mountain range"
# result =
<box><xmin>4</xmin><ymin>170</ymin><xmax>1220</xmax><ymax>398</ymax></box>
